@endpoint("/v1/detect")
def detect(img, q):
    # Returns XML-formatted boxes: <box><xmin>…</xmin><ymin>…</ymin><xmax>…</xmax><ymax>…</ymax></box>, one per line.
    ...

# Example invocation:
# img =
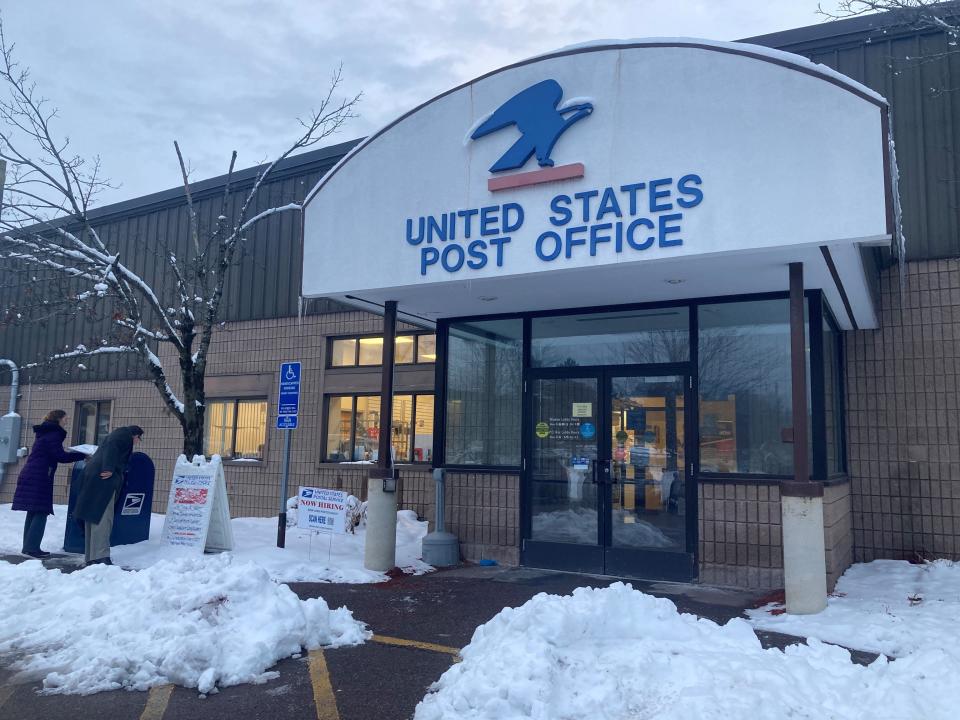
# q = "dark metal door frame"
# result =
<box><xmin>521</xmin><ymin>365</ymin><xmax>697</xmax><ymax>581</ymax></box>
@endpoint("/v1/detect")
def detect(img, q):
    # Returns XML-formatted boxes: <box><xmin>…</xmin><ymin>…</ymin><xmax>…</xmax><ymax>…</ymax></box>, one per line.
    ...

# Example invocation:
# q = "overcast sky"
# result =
<box><xmin>2</xmin><ymin>1</ymin><xmax>832</xmax><ymax>206</ymax></box>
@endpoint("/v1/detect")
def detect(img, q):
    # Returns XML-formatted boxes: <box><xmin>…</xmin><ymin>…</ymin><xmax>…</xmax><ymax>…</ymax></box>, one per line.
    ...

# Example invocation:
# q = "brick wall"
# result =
<box><xmin>846</xmin><ymin>258</ymin><xmax>960</xmax><ymax>562</ymax></box>
<box><xmin>306</xmin><ymin>466</ymin><xmax>520</xmax><ymax>565</ymax></box>
<box><xmin>0</xmin><ymin>309</ymin><xmax>430</xmax><ymax>520</ymax></box>
<box><xmin>824</xmin><ymin>482</ymin><xmax>853</xmax><ymax>589</ymax></box>
<box><xmin>698</xmin><ymin>481</ymin><xmax>784</xmax><ymax>588</ymax></box>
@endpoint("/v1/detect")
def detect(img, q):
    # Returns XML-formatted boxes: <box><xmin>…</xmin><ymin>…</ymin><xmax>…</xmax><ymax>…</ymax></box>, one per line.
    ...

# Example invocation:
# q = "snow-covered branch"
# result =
<box><xmin>239</xmin><ymin>202</ymin><xmax>302</xmax><ymax>232</ymax></box>
<box><xmin>0</xmin><ymin>14</ymin><xmax>359</xmax><ymax>456</ymax></box>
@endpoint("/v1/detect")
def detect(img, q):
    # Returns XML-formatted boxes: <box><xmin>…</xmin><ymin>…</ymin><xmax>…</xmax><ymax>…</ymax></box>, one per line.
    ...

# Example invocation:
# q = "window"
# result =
<box><xmin>75</xmin><ymin>401</ymin><xmax>111</xmax><ymax>446</ymax></box>
<box><xmin>445</xmin><ymin>318</ymin><xmax>522</xmax><ymax>466</ymax></box>
<box><xmin>532</xmin><ymin>308</ymin><xmax>689</xmax><ymax>367</ymax></box>
<box><xmin>698</xmin><ymin>299</ymin><xmax>809</xmax><ymax>476</ymax></box>
<box><xmin>327</xmin><ymin>333</ymin><xmax>437</xmax><ymax>367</ymax></box>
<box><xmin>204</xmin><ymin>398</ymin><xmax>267</xmax><ymax>460</ymax></box>
<box><xmin>823</xmin><ymin>313</ymin><xmax>846</xmax><ymax>475</ymax></box>
<box><xmin>330</xmin><ymin>338</ymin><xmax>356</xmax><ymax>367</ymax></box>
<box><xmin>323</xmin><ymin>393</ymin><xmax>434</xmax><ymax>463</ymax></box>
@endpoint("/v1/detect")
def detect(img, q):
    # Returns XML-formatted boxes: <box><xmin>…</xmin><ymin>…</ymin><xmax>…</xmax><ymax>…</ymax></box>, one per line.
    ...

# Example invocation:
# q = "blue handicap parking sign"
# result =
<box><xmin>277</xmin><ymin>361</ymin><xmax>301</xmax><ymax>429</ymax></box>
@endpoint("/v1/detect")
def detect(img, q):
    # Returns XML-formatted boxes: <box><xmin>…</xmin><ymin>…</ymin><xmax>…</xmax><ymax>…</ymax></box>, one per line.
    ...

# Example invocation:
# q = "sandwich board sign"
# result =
<box><xmin>161</xmin><ymin>454</ymin><xmax>234</xmax><ymax>552</ymax></box>
<box><xmin>297</xmin><ymin>486</ymin><xmax>348</xmax><ymax>534</ymax></box>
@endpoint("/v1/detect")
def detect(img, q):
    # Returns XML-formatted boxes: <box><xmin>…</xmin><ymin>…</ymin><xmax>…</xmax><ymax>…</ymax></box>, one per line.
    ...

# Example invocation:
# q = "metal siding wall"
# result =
<box><xmin>799</xmin><ymin>28</ymin><xmax>960</xmax><ymax>261</ymax></box>
<box><xmin>1</xmin><ymin>154</ymin><xmax>344</xmax><ymax>385</ymax></box>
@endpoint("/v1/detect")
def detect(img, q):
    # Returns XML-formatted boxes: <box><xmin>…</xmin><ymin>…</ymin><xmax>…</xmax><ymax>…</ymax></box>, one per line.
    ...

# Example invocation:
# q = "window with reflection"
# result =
<box><xmin>824</xmin><ymin>314</ymin><xmax>845</xmax><ymax>475</ymax></box>
<box><xmin>532</xmin><ymin>308</ymin><xmax>688</xmax><ymax>367</ymax></box>
<box><xmin>445</xmin><ymin>319</ymin><xmax>522</xmax><ymax>466</ymax></box>
<box><xmin>75</xmin><ymin>400</ymin><xmax>111</xmax><ymax>446</ymax></box>
<box><xmin>698</xmin><ymin>300</ymin><xmax>808</xmax><ymax>475</ymax></box>
<box><xmin>323</xmin><ymin>393</ymin><xmax>433</xmax><ymax>463</ymax></box>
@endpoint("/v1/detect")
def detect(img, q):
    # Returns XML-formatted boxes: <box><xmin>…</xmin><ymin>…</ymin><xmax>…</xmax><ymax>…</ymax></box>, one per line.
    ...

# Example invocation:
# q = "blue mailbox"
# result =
<box><xmin>63</xmin><ymin>451</ymin><xmax>155</xmax><ymax>553</ymax></box>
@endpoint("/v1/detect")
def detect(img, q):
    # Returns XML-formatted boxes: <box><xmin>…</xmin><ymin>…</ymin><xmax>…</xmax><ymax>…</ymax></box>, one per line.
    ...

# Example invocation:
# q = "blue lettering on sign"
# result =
<box><xmin>470</xmin><ymin>79</ymin><xmax>593</xmax><ymax>173</ymax></box>
<box><xmin>407</xmin><ymin>176</ymin><xmax>705</xmax><ymax>276</ymax></box>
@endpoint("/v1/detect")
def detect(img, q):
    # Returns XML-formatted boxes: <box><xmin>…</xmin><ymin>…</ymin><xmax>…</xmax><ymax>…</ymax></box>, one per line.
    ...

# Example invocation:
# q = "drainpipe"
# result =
<box><xmin>0</xmin><ymin>359</ymin><xmax>21</xmax><ymax>491</ymax></box>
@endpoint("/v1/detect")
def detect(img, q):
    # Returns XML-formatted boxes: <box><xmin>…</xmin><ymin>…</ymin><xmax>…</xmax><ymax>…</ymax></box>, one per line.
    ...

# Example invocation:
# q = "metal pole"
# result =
<box><xmin>277</xmin><ymin>428</ymin><xmax>291</xmax><ymax>548</ymax></box>
<box><xmin>789</xmin><ymin>262</ymin><xmax>809</xmax><ymax>483</ymax></box>
<box><xmin>365</xmin><ymin>300</ymin><xmax>399</xmax><ymax>571</ymax></box>
<box><xmin>781</xmin><ymin>261</ymin><xmax>827</xmax><ymax>614</ymax></box>
<box><xmin>377</xmin><ymin>300</ymin><xmax>398</xmax><ymax>471</ymax></box>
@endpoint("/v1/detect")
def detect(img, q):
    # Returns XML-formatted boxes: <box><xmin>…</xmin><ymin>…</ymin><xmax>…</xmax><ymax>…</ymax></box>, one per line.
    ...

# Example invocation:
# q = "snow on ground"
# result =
<box><xmin>747</xmin><ymin>559</ymin><xmax>960</xmax><ymax>658</ymax></box>
<box><xmin>0</xmin><ymin>500</ymin><xmax>429</xmax><ymax>695</ymax></box>
<box><xmin>0</xmin><ymin>503</ymin><xmax>431</xmax><ymax>583</ymax></box>
<box><xmin>414</xmin><ymin>582</ymin><xmax>960</xmax><ymax>720</ymax></box>
<box><xmin>0</xmin><ymin>554</ymin><xmax>369</xmax><ymax>695</ymax></box>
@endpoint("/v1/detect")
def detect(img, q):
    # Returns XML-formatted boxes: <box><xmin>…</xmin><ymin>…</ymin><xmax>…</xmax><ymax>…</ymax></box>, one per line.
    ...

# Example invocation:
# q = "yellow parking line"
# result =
<box><xmin>0</xmin><ymin>684</ymin><xmax>15</xmax><ymax>710</ymax></box>
<box><xmin>308</xmin><ymin>648</ymin><xmax>340</xmax><ymax>720</ymax></box>
<box><xmin>372</xmin><ymin>634</ymin><xmax>462</xmax><ymax>661</ymax></box>
<box><xmin>140</xmin><ymin>683</ymin><xmax>173</xmax><ymax>720</ymax></box>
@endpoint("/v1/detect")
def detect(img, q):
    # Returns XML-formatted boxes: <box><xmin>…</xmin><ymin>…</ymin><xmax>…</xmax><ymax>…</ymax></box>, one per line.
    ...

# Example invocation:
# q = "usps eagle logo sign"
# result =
<box><xmin>470</xmin><ymin>79</ymin><xmax>593</xmax><ymax>192</ymax></box>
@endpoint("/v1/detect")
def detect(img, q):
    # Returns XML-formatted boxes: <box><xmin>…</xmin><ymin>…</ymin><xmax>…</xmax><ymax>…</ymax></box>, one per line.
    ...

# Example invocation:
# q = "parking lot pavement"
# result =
<box><xmin>2</xmin><ymin>563</ymin><xmax>860</xmax><ymax>720</ymax></box>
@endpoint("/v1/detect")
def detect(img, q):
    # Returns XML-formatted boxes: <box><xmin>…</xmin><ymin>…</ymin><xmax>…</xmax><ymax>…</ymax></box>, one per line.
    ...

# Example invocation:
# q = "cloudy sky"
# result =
<box><xmin>2</xmin><ymin>1</ymin><xmax>833</xmax><ymax>206</ymax></box>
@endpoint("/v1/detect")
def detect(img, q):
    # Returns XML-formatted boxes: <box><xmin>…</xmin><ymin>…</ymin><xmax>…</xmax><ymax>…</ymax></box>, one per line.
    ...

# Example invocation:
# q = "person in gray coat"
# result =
<box><xmin>74</xmin><ymin>425</ymin><xmax>144</xmax><ymax>566</ymax></box>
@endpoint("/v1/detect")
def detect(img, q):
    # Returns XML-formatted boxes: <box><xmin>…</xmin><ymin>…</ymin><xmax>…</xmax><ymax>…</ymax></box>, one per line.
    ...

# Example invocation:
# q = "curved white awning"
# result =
<box><xmin>304</xmin><ymin>39</ymin><xmax>893</xmax><ymax>329</ymax></box>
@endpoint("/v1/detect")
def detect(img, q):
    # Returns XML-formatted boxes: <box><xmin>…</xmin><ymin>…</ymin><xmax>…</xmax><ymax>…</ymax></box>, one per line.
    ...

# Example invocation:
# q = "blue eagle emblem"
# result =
<box><xmin>471</xmin><ymin>79</ymin><xmax>593</xmax><ymax>173</ymax></box>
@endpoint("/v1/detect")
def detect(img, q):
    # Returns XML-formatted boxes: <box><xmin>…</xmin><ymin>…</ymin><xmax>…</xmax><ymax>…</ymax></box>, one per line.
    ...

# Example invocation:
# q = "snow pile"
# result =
<box><xmin>0</xmin><ymin>554</ymin><xmax>368</xmax><ymax>695</ymax></box>
<box><xmin>415</xmin><ymin>582</ymin><xmax>960</xmax><ymax>720</ymax></box>
<box><xmin>0</xmin><ymin>503</ymin><xmax>432</xmax><ymax>583</ymax></box>
<box><xmin>748</xmin><ymin>559</ymin><xmax>960</xmax><ymax>658</ymax></box>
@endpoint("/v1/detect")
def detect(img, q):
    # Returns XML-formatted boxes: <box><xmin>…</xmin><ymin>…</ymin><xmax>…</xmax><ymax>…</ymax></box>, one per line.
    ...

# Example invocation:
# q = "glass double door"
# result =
<box><xmin>523</xmin><ymin>369</ymin><xmax>695</xmax><ymax>580</ymax></box>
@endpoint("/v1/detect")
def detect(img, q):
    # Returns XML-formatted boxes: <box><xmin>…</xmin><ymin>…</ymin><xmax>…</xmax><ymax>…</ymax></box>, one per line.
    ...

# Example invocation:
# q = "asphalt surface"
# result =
<box><xmin>0</xmin><ymin>559</ymin><xmax>882</xmax><ymax>720</ymax></box>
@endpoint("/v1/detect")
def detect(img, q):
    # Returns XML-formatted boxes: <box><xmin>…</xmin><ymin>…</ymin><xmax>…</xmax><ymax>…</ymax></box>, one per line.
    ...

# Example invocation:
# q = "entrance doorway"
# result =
<box><xmin>522</xmin><ymin>368</ymin><xmax>696</xmax><ymax>580</ymax></box>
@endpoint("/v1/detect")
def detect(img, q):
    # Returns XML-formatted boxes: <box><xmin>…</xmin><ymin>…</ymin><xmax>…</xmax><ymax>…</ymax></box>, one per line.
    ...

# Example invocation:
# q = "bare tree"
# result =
<box><xmin>0</xmin><ymin>18</ymin><xmax>360</xmax><ymax>456</ymax></box>
<box><xmin>820</xmin><ymin>2</ymin><xmax>960</xmax><ymax>62</ymax></box>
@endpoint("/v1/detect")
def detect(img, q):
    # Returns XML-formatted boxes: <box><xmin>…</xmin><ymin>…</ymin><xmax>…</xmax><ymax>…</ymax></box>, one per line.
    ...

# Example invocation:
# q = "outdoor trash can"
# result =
<box><xmin>62</xmin><ymin>451</ymin><xmax>155</xmax><ymax>553</ymax></box>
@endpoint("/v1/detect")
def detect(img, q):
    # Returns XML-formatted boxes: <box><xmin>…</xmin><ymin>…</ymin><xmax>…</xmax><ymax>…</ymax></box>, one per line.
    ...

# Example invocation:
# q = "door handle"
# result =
<box><xmin>594</xmin><ymin>459</ymin><xmax>611</xmax><ymax>484</ymax></box>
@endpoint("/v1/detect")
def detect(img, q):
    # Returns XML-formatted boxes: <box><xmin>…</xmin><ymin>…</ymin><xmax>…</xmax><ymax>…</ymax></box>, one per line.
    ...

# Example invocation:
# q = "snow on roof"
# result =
<box><xmin>532</xmin><ymin>37</ymin><xmax>887</xmax><ymax>105</ymax></box>
<box><xmin>304</xmin><ymin>37</ymin><xmax>886</xmax><ymax>207</ymax></box>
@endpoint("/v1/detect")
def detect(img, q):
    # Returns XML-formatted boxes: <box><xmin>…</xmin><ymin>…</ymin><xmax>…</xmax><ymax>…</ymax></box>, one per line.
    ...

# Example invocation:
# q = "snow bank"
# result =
<box><xmin>748</xmin><ymin>559</ymin><xmax>960</xmax><ymax>658</ymax></box>
<box><xmin>415</xmin><ymin>582</ymin><xmax>959</xmax><ymax>720</ymax></box>
<box><xmin>0</xmin><ymin>503</ymin><xmax>432</xmax><ymax>583</ymax></box>
<box><xmin>0</xmin><ymin>554</ymin><xmax>368</xmax><ymax>695</ymax></box>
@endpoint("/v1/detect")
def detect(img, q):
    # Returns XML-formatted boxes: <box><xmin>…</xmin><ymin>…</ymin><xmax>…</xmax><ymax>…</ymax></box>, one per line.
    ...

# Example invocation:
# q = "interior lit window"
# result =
<box><xmin>328</xmin><ymin>334</ymin><xmax>436</xmax><ymax>367</ymax></box>
<box><xmin>330</xmin><ymin>338</ymin><xmax>357</xmax><ymax>367</ymax></box>
<box><xmin>204</xmin><ymin>398</ymin><xmax>267</xmax><ymax>460</ymax></box>
<box><xmin>323</xmin><ymin>393</ymin><xmax>434</xmax><ymax>463</ymax></box>
<box><xmin>417</xmin><ymin>334</ymin><xmax>437</xmax><ymax>363</ymax></box>
<box><xmin>395</xmin><ymin>335</ymin><xmax>415</xmax><ymax>364</ymax></box>
<box><xmin>358</xmin><ymin>337</ymin><xmax>384</xmax><ymax>366</ymax></box>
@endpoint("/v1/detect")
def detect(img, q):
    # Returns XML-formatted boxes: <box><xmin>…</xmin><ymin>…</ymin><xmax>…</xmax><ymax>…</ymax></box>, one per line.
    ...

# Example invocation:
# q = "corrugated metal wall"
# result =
<box><xmin>757</xmin><ymin>22</ymin><xmax>960</xmax><ymax>262</ymax></box>
<box><xmin>0</xmin><ymin>147</ymin><xmax>351</xmax><ymax>383</ymax></box>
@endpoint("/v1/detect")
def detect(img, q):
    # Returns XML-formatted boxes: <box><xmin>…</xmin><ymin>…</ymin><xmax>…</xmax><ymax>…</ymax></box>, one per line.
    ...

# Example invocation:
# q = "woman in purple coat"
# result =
<box><xmin>12</xmin><ymin>410</ymin><xmax>87</xmax><ymax>557</ymax></box>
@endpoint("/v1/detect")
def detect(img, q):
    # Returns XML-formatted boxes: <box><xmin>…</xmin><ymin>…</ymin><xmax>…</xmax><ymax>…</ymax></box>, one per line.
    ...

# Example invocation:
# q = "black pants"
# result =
<box><xmin>22</xmin><ymin>511</ymin><xmax>48</xmax><ymax>553</ymax></box>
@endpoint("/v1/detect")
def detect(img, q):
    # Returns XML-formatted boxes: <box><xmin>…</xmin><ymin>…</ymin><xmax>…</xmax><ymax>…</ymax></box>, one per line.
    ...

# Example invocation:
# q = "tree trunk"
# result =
<box><xmin>180</xmin><ymin>362</ymin><xmax>206</xmax><ymax>458</ymax></box>
<box><xmin>183</xmin><ymin>415</ymin><xmax>204</xmax><ymax>459</ymax></box>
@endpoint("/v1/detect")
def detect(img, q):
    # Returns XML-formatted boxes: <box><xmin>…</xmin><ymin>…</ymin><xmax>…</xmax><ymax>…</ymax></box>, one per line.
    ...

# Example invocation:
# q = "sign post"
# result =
<box><xmin>276</xmin><ymin>361</ymin><xmax>301</xmax><ymax>548</ymax></box>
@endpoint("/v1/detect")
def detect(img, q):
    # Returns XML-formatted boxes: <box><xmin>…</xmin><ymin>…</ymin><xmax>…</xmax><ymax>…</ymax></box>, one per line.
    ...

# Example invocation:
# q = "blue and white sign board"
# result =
<box><xmin>161</xmin><ymin>455</ymin><xmax>234</xmax><ymax>552</ymax></box>
<box><xmin>277</xmin><ymin>361</ymin><xmax>301</xmax><ymax>429</ymax></box>
<box><xmin>297</xmin><ymin>486</ymin><xmax>348</xmax><ymax>534</ymax></box>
